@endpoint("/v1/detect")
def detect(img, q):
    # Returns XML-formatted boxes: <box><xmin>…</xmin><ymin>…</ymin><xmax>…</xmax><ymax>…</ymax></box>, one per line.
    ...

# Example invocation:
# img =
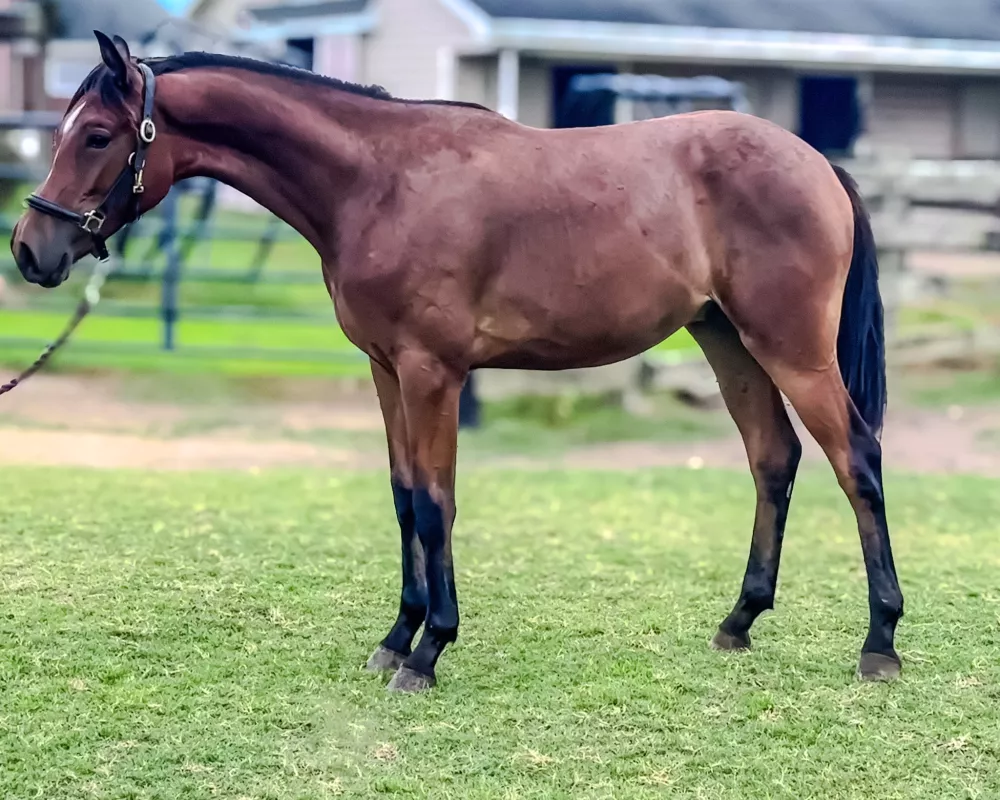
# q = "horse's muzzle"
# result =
<box><xmin>13</xmin><ymin>237</ymin><xmax>72</xmax><ymax>288</ymax></box>
<box><xmin>11</xmin><ymin>217</ymin><xmax>74</xmax><ymax>288</ymax></box>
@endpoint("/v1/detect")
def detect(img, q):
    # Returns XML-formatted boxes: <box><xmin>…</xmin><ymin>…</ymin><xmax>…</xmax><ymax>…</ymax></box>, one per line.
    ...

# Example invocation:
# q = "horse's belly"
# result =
<box><xmin>476</xmin><ymin>334</ymin><xmax>670</xmax><ymax>371</ymax></box>
<box><xmin>473</xmin><ymin>272</ymin><xmax>701</xmax><ymax>371</ymax></box>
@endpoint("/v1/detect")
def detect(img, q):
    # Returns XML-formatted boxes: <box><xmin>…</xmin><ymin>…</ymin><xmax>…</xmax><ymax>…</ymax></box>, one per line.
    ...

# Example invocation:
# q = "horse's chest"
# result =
<box><xmin>329</xmin><ymin>286</ymin><xmax>370</xmax><ymax>352</ymax></box>
<box><xmin>328</xmin><ymin>271</ymin><xmax>405</xmax><ymax>358</ymax></box>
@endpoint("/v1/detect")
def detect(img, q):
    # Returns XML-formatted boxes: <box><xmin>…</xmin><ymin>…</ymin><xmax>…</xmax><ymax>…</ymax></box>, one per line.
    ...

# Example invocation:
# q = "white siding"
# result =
<box><xmin>869</xmin><ymin>76</ymin><xmax>957</xmax><ymax>158</ymax></box>
<box><xmin>314</xmin><ymin>35</ymin><xmax>362</xmax><ymax>82</ymax></box>
<box><xmin>455</xmin><ymin>55</ymin><xmax>497</xmax><ymax>109</ymax></box>
<box><xmin>363</xmin><ymin>0</ymin><xmax>475</xmax><ymax>100</ymax></box>
<box><xmin>518</xmin><ymin>59</ymin><xmax>552</xmax><ymax>127</ymax></box>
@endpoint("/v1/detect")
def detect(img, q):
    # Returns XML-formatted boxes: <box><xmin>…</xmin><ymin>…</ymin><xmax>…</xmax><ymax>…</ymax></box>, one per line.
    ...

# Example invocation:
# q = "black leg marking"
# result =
<box><xmin>715</xmin><ymin>439</ymin><xmax>801</xmax><ymax>649</ymax></box>
<box><xmin>388</xmin><ymin>487</ymin><xmax>458</xmax><ymax>692</ymax></box>
<box><xmin>377</xmin><ymin>479</ymin><xmax>428</xmax><ymax>658</ymax></box>
<box><xmin>849</xmin><ymin>410</ymin><xmax>903</xmax><ymax>679</ymax></box>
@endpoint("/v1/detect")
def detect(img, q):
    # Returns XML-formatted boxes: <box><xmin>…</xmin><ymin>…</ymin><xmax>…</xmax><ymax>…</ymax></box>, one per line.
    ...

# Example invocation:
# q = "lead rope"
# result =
<box><xmin>0</xmin><ymin>257</ymin><xmax>112</xmax><ymax>397</ymax></box>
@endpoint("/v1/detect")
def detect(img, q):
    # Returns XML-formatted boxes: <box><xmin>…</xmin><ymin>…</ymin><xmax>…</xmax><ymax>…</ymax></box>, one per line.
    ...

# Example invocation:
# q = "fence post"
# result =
<box><xmin>159</xmin><ymin>186</ymin><xmax>182</xmax><ymax>351</ymax></box>
<box><xmin>178</xmin><ymin>178</ymin><xmax>217</xmax><ymax>265</ymax></box>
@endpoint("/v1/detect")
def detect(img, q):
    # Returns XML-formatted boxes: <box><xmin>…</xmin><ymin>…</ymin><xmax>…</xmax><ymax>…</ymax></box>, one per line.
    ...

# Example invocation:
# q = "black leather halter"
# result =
<box><xmin>25</xmin><ymin>62</ymin><xmax>157</xmax><ymax>262</ymax></box>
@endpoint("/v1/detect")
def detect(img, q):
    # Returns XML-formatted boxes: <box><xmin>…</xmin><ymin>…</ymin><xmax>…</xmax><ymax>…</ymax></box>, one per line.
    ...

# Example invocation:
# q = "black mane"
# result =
<box><xmin>69</xmin><ymin>51</ymin><xmax>493</xmax><ymax>113</ymax></box>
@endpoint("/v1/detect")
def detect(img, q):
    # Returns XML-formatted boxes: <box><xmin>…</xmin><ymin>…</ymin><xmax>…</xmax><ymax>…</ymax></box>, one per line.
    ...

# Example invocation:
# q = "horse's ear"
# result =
<box><xmin>94</xmin><ymin>30</ymin><xmax>130</xmax><ymax>90</ymax></box>
<box><xmin>112</xmin><ymin>35</ymin><xmax>132</xmax><ymax>62</ymax></box>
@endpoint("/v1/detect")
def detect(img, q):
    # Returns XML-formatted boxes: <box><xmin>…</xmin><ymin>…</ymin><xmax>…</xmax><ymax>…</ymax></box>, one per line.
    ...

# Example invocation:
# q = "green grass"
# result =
<box><xmin>463</xmin><ymin>392</ymin><xmax>725</xmax><ymax>455</ymax></box>
<box><xmin>897</xmin><ymin>363</ymin><xmax>1000</xmax><ymax>408</ymax></box>
<box><xmin>0</xmin><ymin>225</ymin><xmax>366</xmax><ymax>376</ymax></box>
<box><xmin>896</xmin><ymin>302</ymin><xmax>986</xmax><ymax>334</ymax></box>
<box><xmin>2</xmin><ymin>467</ymin><xmax>1000</xmax><ymax>798</ymax></box>
<box><xmin>0</xmin><ymin>307</ymin><xmax>368</xmax><ymax>379</ymax></box>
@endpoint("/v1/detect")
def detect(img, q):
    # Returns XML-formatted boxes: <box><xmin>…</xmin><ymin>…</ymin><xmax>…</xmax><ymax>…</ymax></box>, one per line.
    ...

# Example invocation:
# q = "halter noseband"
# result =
<box><xmin>25</xmin><ymin>62</ymin><xmax>157</xmax><ymax>262</ymax></box>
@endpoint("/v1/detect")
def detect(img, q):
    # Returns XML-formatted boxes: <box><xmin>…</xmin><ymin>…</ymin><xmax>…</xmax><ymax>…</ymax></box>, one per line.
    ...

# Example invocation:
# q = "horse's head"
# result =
<box><xmin>11</xmin><ymin>31</ymin><xmax>173</xmax><ymax>287</ymax></box>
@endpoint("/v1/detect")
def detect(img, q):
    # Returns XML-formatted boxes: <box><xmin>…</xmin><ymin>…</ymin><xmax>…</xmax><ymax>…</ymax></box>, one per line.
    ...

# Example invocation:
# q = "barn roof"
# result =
<box><xmin>240</xmin><ymin>0</ymin><xmax>1000</xmax><ymax>43</ymax></box>
<box><xmin>236</xmin><ymin>0</ymin><xmax>1000</xmax><ymax>73</ymax></box>
<box><xmin>468</xmin><ymin>0</ymin><xmax>1000</xmax><ymax>43</ymax></box>
<box><xmin>251</xmin><ymin>1</ymin><xmax>368</xmax><ymax>24</ymax></box>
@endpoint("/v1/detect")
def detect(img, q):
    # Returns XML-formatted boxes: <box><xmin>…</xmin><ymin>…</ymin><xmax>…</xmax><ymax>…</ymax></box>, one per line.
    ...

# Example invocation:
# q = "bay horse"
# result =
<box><xmin>11</xmin><ymin>32</ymin><xmax>902</xmax><ymax>692</ymax></box>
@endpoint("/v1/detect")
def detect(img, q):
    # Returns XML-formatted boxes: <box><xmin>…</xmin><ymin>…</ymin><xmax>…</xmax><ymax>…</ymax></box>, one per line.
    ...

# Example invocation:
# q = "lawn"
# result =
<box><xmin>0</xmin><ymin>228</ymin><xmax>371</xmax><ymax>377</ymax></box>
<box><xmin>2</xmin><ymin>466</ymin><xmax>999</xmax><ymax>799</ymax></box>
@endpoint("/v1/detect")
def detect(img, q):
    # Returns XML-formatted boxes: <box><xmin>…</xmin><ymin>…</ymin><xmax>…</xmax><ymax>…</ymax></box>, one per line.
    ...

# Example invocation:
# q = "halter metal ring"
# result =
<box><xmin>140</xmin><ymin>118</ymin><xmax>156</xmax><ymax>143</ymax></box>
<box><xmin>82</xmin><ymin>210</ymin><xmax>106</xmax><ymax>234</ymax></box>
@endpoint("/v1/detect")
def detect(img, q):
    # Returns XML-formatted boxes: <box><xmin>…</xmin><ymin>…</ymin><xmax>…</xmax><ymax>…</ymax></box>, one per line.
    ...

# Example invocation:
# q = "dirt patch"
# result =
<box><xmin>563</xmin><ymin>404</ymin><xmax>1000</xmax><ymax>476</ymax></box>
<box><xmin>2</xmin><ymin>373</ymin><xmax>1000</xmax><ymax>474</ymax></box>
<box><xmin>0</xmin><ymin>373</ymin><xmax>384</xmax><ymax>434</ymax></box>
<box><xmin>0</xmin><ymin>373</ymin><xmax>387</xmax><ymax>470</ymax></box>
<box><xmin>0</xmin><ymin>428</ymin><xmax>383</xmax><ymax>471</ymax></box>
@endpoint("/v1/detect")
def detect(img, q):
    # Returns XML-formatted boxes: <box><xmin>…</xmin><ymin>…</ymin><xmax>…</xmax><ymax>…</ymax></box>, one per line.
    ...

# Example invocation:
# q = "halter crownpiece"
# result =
<box><xmin>25</xmin><ymin>62</ymin><xmax>157</xmax><ymax>262</ymax></box>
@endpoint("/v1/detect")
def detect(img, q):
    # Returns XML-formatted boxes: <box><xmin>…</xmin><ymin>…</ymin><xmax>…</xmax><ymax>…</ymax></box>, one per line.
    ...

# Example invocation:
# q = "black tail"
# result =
<box><xmin>831</xmin><ymin>164</ymin><xmax>887</xmax><ymax>436</ymax></box>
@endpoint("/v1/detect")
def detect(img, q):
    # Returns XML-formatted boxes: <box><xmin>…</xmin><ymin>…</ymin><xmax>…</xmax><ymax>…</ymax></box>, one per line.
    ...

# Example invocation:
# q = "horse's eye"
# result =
<box><xmin>85</xmin><ymin>133</ymin><xmax>111</xmax><ymax>150</ymax></box>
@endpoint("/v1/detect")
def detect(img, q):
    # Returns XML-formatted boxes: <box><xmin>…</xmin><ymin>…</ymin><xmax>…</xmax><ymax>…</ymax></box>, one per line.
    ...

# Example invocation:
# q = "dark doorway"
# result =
<box><xmin>552</xmin><ymin>64</ymin><xmax>617</xmax><ymax>129</ymax></box>
<box><xmin>798</xmin><ymin>75</ymin><xmax>861</xmax><ymax>156</ymax></box>
<box><xmin>285</xmin><ymin>38</ymin><xmax>315</xmax><ymax>71</ymax></box>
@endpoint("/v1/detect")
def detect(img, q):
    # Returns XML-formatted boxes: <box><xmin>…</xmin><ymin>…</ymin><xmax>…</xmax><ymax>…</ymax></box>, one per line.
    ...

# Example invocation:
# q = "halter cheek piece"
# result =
<box><xmin>25</xmin><ymin>62</ymin><xmax>157</xmax><ymax>262</ymax></box>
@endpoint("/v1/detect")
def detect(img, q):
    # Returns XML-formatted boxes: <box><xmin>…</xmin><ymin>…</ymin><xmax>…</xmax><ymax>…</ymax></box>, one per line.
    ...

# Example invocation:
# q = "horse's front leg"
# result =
<box><xmin>365</xmin><ymin>359</ymin><xmax>428</xmax><ymax>673</ymax></box>
<box><xmin>385</xmin><ymin>350</ymin><xmax>463</xmax><ymax>693</ymax></box>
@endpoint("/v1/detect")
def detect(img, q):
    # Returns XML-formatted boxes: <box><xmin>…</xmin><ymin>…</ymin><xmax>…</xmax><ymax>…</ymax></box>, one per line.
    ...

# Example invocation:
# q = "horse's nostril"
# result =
<box><xmin>16</xmin><ymin>242</ymin><xmax>40</xmax><ymax>278</ymax></box>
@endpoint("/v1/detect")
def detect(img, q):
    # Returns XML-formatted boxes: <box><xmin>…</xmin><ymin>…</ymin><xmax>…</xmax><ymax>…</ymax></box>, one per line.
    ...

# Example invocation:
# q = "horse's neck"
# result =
<box><xmin>160</xmin><ymin>70</ymin><xmax>389</xmax><ymax>261</ymax></box>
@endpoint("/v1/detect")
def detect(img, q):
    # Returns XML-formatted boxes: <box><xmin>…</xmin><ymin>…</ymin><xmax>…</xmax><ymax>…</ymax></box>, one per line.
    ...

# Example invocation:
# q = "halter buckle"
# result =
<box><xmin>133</xmin><ymin>169</ymin><xmax>145</xmax><ymax>195</ymax></box>
<box><xmin>139</xmin><ymin>118</ymin><xmax>156</xmax><ymax>144</ymax></box>
<box><xmin>81</xmin><ymin>210</ymin><xmax>106</xmax><ymax>234</ymax></box>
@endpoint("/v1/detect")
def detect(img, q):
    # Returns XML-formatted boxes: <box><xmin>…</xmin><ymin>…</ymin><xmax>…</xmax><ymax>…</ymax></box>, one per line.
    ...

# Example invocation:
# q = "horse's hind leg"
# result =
<box><xmin>765</xmin><ymin>362</ymin><xmax>902</xmax><ymax>680</ymax></box>
<box><xmin>715</xmin><ymin>257</ymin><xmax>902</xmax><ymax>678</ymax></box>
<box><xmin>688</xmin><ymin>306</ymin><xmax>802</xmax><ymax>650</ymax></box>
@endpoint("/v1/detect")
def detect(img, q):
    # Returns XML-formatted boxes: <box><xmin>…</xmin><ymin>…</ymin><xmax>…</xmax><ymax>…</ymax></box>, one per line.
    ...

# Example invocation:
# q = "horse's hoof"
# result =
<box><xmin>387</xmin><ymin>665</ymin><xmax>436</xmax><ymax>693</ymax></box>
<box><xmin>365</xmin><ymin>645</ymin><xmax>407</xmax><ymax>673</ymax></box>
<box><xmin>857</xmin><ymin>652</ymin><xmax>901</xmax><ymax>681</ymax></box>
<box><xmin>710</xmin><ymin>628</ymin><xmax>751</xmax><ymax>651</ymax></box>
